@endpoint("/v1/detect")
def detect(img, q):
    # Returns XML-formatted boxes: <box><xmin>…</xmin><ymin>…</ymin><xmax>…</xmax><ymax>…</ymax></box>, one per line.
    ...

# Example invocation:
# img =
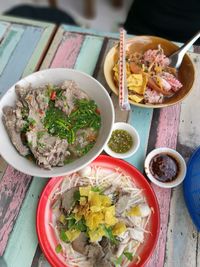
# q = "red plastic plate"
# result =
<box><xmin>36</xmin><ymin>155</ymin><xmax>160</xmax><ymax>267</ymax></box>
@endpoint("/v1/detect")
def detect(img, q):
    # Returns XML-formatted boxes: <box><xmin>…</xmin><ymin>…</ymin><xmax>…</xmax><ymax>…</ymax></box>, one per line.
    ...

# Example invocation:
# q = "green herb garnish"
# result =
<box><xmin>91</xmin><ymin>186</ymin><xmax>103</xmax><ymax>193</ymax></box>
<box><xmin>67</xmin><ymin>217</ymin><xmax>76</xmax><ymax>229</ymax></box>
<box><xmin>37</xmin><ymin>131</ymin><xmax>46</xmax><ymax>139</ymax></box>
<box><xmin>75</xmin><ymin>218</ymin><xmax>87</xmax><ymax>232</ymax></box>
<box><xmin>103</xmin><ymin>226</ymin><xmax>118</xmax><ymax>244</ymax></box>
<box><xmin>55</xmin><ymin>244</ymin><xmax>62</xmax><ymax>253</ymax></box>
<box><xmin>113</xmin><ymin>255</ymin><xmax>123</xmax><ymax>266</ymax></box>
<box><xmin>21</xmin><ymin>117</ymin><xmax>36</xmax><ymax>133</ymax></box>
<box><xmin>73</xmin><ymin>190</ymin><xmax>80</xmax><ymax>202</ymax></box>
<box><xmin>60</xmin><ymin>229</ymin><xmax>69</xmax><ymax>243</ymax></box>
<box><xmin>123</xmin><ymin>251</ymin><xmax>133</xmax><ymax>261</ymax></box>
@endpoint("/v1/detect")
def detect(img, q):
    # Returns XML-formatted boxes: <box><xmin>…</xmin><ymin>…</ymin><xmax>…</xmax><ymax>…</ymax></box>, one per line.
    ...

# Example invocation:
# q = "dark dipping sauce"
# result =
<box><xmin>149</xmin><ymin>153</ymin><xmax>179</xmax><ymax>182</ymax></box>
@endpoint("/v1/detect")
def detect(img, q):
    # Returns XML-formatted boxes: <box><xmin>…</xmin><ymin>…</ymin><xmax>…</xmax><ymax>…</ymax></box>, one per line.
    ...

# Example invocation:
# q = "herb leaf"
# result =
<box><xmin>113</xmin><ymin>255</ymin><xmax>123</xmax><ymax>266</ymax></box>
<box><xmin>123</xmin><ymin>251</ymin><xmax>133</xmax><ymax>261</ymax></box>
<box><xmin>60</xmin><ymin>229</ymin><xmax>69</xmax><ymax>243</ymax></box>
<box><xmin>75</xmin><ymin>218</ymin><xmax>87</xmax><ymax>232</ymax></box>
<box><xmin>67</xmin><ymin>217</ymin><xmax>76</xmax><ymax>229</ymax></box>
<box><xmin>55</xmin><ymin>244</ymin><xmax>62</xmax><ymax>253</ymax></box>
<box><xmin>103</xmin><ymin>226</ymin><xmax>118</xmax><ymax>244</ymax></box>
<box><xmin>91</xmin><ymin>186</ymin><xmax>102</xmax><ymax>193</ymax></box>
<box><xmin>73</xmin><ymin>190</ymin><xmax>80</xmax><ymax>202</ymax></box>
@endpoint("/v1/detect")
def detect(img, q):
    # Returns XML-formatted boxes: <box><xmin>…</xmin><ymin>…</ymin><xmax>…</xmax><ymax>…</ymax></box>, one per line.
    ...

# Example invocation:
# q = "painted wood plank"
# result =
<box><xmin>0</xmin><ymin>25</ymin><xmax>24</xmax><ymax>75</ymax></box>
<box><xmin>178</xmin><ymin>53</ymin><xmax>200</xmax><ymax>151</ymax></box>
<box><xmin>164</xmin><ymin>53</ymin><xmax>200</xmax><ymax>267</ymax></box>
<box><xmin>62</xmin><ymin>24</ymin><xmax>120</xmax><ymax>39</ymax></box>
<box><xmin>74</xmin><ymin>35</ymin><xmax>104</xmax><ymax>74</ymax></box>
<box><xmin>3</xmin><ymin>178</ymin><xmax>47</xmax><ymax>267</ymax></box>
<box><xmin>0</xmin><ymin>15</ymin><xmax>54</xmax><ymax>29</ymax></box>
<box><xmin>0</xmin><ymin>22</ymin><xmax>10</xmax><ymax>42</ymax></box>
<box><xmin>94</xmin><ymin>38</ymin><xmax>117</xmax><ymax>93</ymax></box>
<box><xmin>40</xmin><ymin>27</ymin><xmax>65</xmax><ymax>70</ymax></box>
<box><xmin>62</xmin><ymin>24</ymin><xmax>190</xmax><ymax>50</ymax></box>
<box><xmin>0</xmin><ymin>166</ymin><xmax>32</xmax><ymax>256</ymax></box>
<box><xmin>22</xmin><ymin>24</ymin><xmax>56</xmax><ymax>77</ymax></box>
<box><xmin>50</xmin><ymin>32</ymin><xmax>84</xmax><ymax>69</ymax></box>
<box><xmin>0</xmin><ymin>26</ymin><xmax>43</xmax><ymax>96</ymax></box>
<box><xmin>164</xmin><ymin>186</ymin><xmax>197</xmax><ymax>267</ymax></box>
<box><xmin>197</xmin><ymin>237</ymin><xmax>200</xmax><ymax>267</ymax></box>
<box><xmin>126</xmin><ymin>107</ymin><xmax>153</xmax><ymax>171</ymax></box>
<box><xmin>0</xmin><ymin>157</ymin><xmax>7</xmax><ymax>181</ymax></box>
<box><xmin>111</xmin><ymin>93</ymin><xmax>129</xmax><ymax>123</ymax></box>
<box><xmin>146</xmin><ymin>109</ymin><xmax>160</xmax><ymax>154</ymax></box>
<box><xmin>146</xmin><ymin>104</ymin><xmax>181</xmax><ymax>267</ymax></box>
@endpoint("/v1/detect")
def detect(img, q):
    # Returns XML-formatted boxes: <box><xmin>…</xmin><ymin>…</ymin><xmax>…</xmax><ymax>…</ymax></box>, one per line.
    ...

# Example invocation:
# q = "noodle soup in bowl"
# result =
<box><xmin>0</xmin><ymin>68</ymin><xmax>114</xmax><ymax>177</ymax></box>
<box><xmin>104</xmin><ymin>35</ymin><xmax>195</xmax><ymax>108</ymax></box>
<box><xmin>37</xmin><ymin>155</ymin><xmax>160</xmax><ymax>267</ymax></box>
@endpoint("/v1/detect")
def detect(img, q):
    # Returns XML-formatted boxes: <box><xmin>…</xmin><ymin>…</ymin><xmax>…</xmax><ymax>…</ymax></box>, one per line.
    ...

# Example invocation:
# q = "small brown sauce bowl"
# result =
<box><xmin>144</xmin><ymin>147</ymin><xmax>187</xmax><ymax>188</ymax></box>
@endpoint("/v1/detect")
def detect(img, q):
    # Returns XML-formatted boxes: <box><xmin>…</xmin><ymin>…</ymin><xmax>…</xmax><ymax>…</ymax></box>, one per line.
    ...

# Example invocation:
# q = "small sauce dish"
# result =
<box><xmin>104</xmin><ymin>122</ymin><xmax>140</xmax><ymax>159</ymax></box>
<box><xmin>144</xmin><ymin>147</ymin><xmax>187</xmax><ymax>188</ymax></box>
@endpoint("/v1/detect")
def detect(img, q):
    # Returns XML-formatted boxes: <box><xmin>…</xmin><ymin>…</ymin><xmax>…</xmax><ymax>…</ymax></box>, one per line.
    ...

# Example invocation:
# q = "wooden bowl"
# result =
<box><xmin>104</xmin><ymin>36</ymin><xmax>195</xmax><ymax>108</ymax></box>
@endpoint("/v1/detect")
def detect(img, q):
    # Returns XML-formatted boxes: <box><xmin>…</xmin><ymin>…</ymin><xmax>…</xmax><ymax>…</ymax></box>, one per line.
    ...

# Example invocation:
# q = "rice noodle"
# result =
<box><xmin>51</xmin><ymin>166</ymin><xmax>151</xmax><ymax>266</ymax></box>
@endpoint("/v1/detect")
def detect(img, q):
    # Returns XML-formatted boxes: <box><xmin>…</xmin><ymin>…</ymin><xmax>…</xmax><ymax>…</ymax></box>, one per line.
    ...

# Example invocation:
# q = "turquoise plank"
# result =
<box><xmin>0</xmin><ymin>26</ymin><xmax>43</xmax><ymax>96</ymax></box>
<box><xmin>0</xmin><ymin>22</ymin><xmax>9</xmax><ymax>40</ymax></box>
<box><xmin>126</xmin><ymin>107</ymin><xmax>153</xmax><ymax>171</ymax></box>
<box><xmin>74</xmin><ymin>35</ymin><xmax>104</xmax><ymax>74</ymax></box>
<box><xmin>3</xmin><ymin>178</ymin><xmax>47</xmax><ymax>267</ymax></box>
<box><xmin>0</xmin><ymin>25</ymin><xmax>24</xmax><ymax>75</ymax></box>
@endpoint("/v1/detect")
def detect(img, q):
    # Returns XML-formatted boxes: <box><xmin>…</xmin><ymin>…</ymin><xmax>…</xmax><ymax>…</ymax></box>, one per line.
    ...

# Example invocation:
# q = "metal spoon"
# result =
<box><xmin>169</xmin><ymin>31</ymin><xmax>200</xmax><ymax>68</ymax></box>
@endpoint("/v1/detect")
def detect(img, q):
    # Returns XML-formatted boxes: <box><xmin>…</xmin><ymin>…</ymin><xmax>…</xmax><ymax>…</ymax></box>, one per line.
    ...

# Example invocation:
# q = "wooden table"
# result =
<box><xmin>0</xmin><ymin>15</ymin><xmax>200</xmax><ymax>267</ymax></box>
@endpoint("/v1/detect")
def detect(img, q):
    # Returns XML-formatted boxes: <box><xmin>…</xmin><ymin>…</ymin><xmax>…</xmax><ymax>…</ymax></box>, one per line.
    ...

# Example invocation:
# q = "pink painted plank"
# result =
<box><xmin>0</xmin><ymin>166</ymin><xmax>31</xmax><ymax>255</ymax></box>
<box><xmin>146</xmin><ymin>104</ymin><xmax>181</xmax><ymax>267</ymax></box>
<box><xmin>50</xmin><ymin>32</ymin><xmax>84</xmax><ymax>68</ymax></box>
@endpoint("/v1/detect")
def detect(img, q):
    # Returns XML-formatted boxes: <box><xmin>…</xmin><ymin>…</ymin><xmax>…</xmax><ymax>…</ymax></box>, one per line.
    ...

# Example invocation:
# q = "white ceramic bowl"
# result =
<box><xmin>104</xmin><ymin>122</ymin><xmax>140</xmax><ymax>159</ymax></box>
<box><xmin>0</xmin><ymin>68</ymin><xmax>114</xmax><ymax>177</ymax></box>
<box><xmin>144</xmin><ymin>147</ymin><xmax>187</xmax><ymax>188</ymax></box>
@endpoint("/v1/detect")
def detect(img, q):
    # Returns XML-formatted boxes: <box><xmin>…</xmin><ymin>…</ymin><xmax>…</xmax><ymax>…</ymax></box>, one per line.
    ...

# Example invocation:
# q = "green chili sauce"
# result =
<box><xmin>108</xmin><ymin>129</ymin><xmax>133</xmax><ymax>153</ymax></box>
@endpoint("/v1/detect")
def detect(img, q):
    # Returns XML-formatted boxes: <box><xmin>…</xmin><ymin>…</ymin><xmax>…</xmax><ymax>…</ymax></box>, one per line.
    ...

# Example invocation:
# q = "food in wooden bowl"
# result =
<box><xmin>104</xmin><ymin>36</ymin><xmax>195</xmax><ymax>108</ymax></box>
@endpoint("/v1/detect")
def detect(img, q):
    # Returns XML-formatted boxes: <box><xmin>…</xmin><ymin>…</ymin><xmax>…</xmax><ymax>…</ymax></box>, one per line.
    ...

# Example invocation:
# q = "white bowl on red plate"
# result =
<box><xmin>104</xmin><ymin>122</ymin><xmax>140</xmax><ymax>159</ymax></box>
<box><xmin>0</xmin><ymin>68</ymin><xmax>114</xmax><ymax>177</ymax></box>
<box><xmin>144</xmin><ymin>147</ymin><xmax>187</xmax><ymax>188</ymax></box>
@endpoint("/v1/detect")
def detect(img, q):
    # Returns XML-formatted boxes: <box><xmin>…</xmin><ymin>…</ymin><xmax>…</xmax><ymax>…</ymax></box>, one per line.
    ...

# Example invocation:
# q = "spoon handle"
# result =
<box><xmin>178</xmin><ymin>31</ymin><xmax>200</xmax><ymax>56</ymax></box>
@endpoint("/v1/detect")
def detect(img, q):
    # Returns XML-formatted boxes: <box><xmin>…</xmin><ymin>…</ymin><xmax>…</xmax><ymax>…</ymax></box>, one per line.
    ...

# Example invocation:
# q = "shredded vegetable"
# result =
<box><xmin>51</xmin><ymin>166</ymin><xmax>152</xmax><ymax>267</ymax></box>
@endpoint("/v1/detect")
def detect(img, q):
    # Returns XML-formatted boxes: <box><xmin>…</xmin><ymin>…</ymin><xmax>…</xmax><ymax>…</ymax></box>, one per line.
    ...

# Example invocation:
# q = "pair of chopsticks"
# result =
<box><xmin>119</xmin><ymin>28</ymin><xmax>130</xmax><ymax>111</ymax></box>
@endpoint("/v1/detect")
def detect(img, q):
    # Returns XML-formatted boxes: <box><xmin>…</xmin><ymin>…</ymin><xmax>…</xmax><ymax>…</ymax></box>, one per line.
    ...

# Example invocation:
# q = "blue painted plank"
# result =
<box><xmin>74</xmin><ymin>35</ymin><xmax>104</xmax><ymax>74</ymax></box>
<box><xmin>0</xmin><ymin>26</ymin><xmax>43</xmax><ymax>96</ymax></box>
<box><xmin>126</xmin><ymin>107</ymin><xmax>153</xmax><ymax>171</ymax></box>
<box><xmin>0</xmin><ymin>25</ymin><xmax>24</xmax><ymax>75</ymax></box>
<box><xmin>0</xmin><ymin>22</ymin><xmax>9</xmax><ymax>41</ymax></box>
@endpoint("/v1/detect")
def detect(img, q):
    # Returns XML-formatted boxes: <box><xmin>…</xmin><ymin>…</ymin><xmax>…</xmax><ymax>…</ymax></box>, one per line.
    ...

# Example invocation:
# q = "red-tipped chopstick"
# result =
<box><xmin>119</xmin><ymin>28</ymin><xmax>130</xmax><ymax>111</ymax></box>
